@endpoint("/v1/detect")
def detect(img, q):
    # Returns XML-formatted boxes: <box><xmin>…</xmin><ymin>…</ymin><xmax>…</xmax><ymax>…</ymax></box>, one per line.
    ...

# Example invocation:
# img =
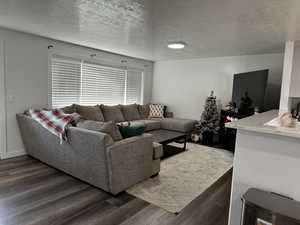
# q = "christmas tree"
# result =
<box><xmin>198</xmin><ymin>91</ymin><xmax>220</xmax><ymax>135</ymax></box>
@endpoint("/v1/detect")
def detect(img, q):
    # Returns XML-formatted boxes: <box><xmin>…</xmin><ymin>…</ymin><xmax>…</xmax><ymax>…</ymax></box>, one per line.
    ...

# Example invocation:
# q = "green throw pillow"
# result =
<box><xmin>118</xmin><ymin>125</ymin><xmax>145</xmax><ymax>139</ymax></box>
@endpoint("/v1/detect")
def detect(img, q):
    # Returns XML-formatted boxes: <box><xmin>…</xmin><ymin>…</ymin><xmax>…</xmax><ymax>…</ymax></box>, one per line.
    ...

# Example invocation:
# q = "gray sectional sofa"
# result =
<box><xmin>17</xmin><ymin>104</ymin><xmax>197</xmax><ymax>195</ymax></box>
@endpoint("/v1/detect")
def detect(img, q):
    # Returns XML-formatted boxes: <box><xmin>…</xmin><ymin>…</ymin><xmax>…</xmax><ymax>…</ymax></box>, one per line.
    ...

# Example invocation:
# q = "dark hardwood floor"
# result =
<box><xmin>0</xmin><ymin>155</ymin><xmax>232</xmax><ymax>225</ymax></box>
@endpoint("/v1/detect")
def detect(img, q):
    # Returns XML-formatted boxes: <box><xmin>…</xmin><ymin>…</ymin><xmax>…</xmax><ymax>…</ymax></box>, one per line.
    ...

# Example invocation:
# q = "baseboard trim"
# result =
<box><xmin>2</xmin><ymin>149</ymin><xmax>27</xmax><ymax>159</ymax></box>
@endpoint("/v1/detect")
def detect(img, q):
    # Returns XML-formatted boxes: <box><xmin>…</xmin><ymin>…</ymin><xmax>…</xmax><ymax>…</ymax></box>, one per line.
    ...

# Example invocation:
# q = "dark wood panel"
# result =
<box><xmin>0</xmin><ymin>156</ymin><xmax>232</xmax><ymax>225</ymax></box>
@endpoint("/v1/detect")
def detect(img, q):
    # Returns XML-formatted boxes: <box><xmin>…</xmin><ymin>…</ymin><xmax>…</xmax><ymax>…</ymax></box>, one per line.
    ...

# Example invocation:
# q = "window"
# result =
<box><xmin>81</xmin><ymin>62</ymin><xmax>126</xmax><ymax>106</ymax></box>
<box><xmin>51</xmin><ymin>56</ymin><xmax>81</xmax><ymax>108</ymax></box>
<box><xmin>126</xmin><ymin>70</ymin><xmax>143</xmax><ymax>104</ymax></box>
<box><xmin>50</xmin><ymin>55</ymin><xmax>143</xmax><ymax>108</ymax></box>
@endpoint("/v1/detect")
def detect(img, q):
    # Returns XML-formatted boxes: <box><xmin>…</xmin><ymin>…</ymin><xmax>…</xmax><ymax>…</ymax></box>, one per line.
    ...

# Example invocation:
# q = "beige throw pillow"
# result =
<box><xmin>121</xmin><ymin>104</ymin><xmax>141</xmax><ymax>121</ymax></box>
<box><xmin>60</xmin><ymin>104</ymin><xmax>76</xmax><ymax>114</ymax></box>
<box><xmin>138</xmin><ymin>104</ymin><xmax>150</xmax><ymax>119</ymax></box>
<box><xmin>149</xmin><ymin>104</ymin><xmax>165</xmax><ymax>118</ymax></box>
<box><xmin>75</xmin><ymin>105</ymin><xmax>104</xmax><ymax>122</ymax></box>
<box><xmin>101</xmin><ymin>105</ymin><xmax>125</xmax><ymax>123</ymax></box>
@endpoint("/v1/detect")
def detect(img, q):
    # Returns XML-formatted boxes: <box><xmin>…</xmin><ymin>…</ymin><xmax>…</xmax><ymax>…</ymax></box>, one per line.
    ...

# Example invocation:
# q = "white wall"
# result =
<box><xmin>0</xmin><ymin>27</ymin><xmax>153</xmax><ymax>159</ymax></box>
<box><xmin>152</xmin><ymin>54</ymin><xmax>284</xmax><ymax>120</ymax></box>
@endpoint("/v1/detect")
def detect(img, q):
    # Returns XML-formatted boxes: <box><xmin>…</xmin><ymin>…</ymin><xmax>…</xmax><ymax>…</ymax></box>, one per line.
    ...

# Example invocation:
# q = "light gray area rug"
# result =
<box><xmin>127</xmin><ymin>143</ymin><xmax>233</xmax><ymax>213</ymax></box>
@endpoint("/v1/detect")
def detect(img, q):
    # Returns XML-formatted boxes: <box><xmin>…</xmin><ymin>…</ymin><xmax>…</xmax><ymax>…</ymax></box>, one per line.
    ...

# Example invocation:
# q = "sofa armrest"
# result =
<box><xmin>108</xmin><ymin>133</ymin><xmax>152</xmax><ymax>149</ymax></box>
<box><xmin>106</xmin><ymin>133</ymin><xmax>154</xmax><ymax>194</ymax></box>
<box><xmin>165</xmin><ymin>111</ymin><xmax>174</xmax><ymax>118</ymax></box>
<box><xmin>153</xmin><ymin>142</ymin><xmax>163</xmax><ymax>159</ymax></box>
<box><xmin>64</xmin><ymin>127</ymin><xmax>115</xmax><ymax>191</ymax></box>
<box><xmin>67</xmin><ymin>127</ymin><xmax>114</xmax><ymax>148</ymax></box>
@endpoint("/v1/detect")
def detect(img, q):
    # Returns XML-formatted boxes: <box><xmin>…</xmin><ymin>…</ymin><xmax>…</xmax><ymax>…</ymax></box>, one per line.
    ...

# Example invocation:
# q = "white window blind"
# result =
<box><xmin>126</xmin><ymin>70</ymin><xmax>143</xmax><ymax>104</ymax></box>
<box><xmin>51</xmin><ymin>57</ymin><xmax>81</xmax><ymax>108</ymax></box>
<box><xmin>81</xmin><ymin>62</ymin><xmax>126</xmax><ymax>105</ymax></box>
<box><xmin>50</xmin><ymin>55</ymin><xmax>143</xmax><ymax>108</ymax></box>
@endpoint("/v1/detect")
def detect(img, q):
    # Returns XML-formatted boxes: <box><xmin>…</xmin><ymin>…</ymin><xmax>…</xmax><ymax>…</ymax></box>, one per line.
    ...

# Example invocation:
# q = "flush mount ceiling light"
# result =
<box><xmin>167</xmin><ymin>42</ymin><xmax>187</xmax><ymax>49</ymax></box>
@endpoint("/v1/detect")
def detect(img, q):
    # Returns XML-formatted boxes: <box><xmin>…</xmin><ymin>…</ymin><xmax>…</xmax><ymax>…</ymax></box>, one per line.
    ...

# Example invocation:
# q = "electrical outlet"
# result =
<box><xmin>7</xmin><ymin>95</ymin><xmax>15</xmax><ymax>103</ymax></box>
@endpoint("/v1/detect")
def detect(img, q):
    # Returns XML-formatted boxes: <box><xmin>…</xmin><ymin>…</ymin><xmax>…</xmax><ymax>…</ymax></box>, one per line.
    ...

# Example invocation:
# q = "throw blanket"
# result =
<box><xmin>29</xmin><ymin>109</ymin><xmax>76</xmax><ymax>143</ymax></box>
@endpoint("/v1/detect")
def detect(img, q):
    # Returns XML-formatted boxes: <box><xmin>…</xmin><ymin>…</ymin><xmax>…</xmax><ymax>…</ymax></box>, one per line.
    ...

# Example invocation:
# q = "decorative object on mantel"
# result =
<box><xmin>279</xmin><ymin>112</ymin><xmax>296</xmax><ymax>128</ymax></box>
<box><xmin>198</xmin><ymin>91</ymin><xmax>220</xmax><ymax>146</ymax></box>
<box><xmin>265</xmin><ymin>112</ymin><xmax>296</xmax><ymax>128</ymax></box>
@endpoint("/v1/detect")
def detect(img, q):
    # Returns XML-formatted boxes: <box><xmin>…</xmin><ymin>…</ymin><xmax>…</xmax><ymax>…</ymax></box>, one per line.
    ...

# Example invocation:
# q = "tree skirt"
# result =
<box><xmin>126</xmin><ymin>143</ymin><xmax>233</xmax><ymax>213</ymax></box>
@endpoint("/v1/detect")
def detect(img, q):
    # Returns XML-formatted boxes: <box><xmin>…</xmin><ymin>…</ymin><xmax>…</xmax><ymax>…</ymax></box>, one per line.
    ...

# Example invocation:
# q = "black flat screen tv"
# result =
<box><xmin>232</xmin><ymin>69</ymin><xmax>269</xmax><ymax>112</ymax></box>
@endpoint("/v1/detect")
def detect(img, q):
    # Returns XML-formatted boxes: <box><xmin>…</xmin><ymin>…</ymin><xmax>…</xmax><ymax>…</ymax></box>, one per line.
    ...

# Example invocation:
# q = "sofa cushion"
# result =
<box><xmin>77</xmin><ymin>120</ymin><xmax>122</xmax><ymax>141</ymax></box>
<box><xmin>153</xmin><ymin>142</ymin><xmax>163</xmax><ymax>160</ymax></box>
<box><xmin>144</xmin><ymin>120</ymin><xmax>161</xmax><ymax>131</ymax></box>
<box><xmin>131</xmin><ymin>120</ymin><xmax>161</xmax><ymax>131</ymax></box>
<box><xmin>138</xmin><ymin>104</ymin><xmax>150</xmax><ymax>119</ymax></box>
<box><xmin>121</xmin><ymin>104</ymin><xmax>141</xmax><ymax>121</ymax></box>
<box><xmin>75</xmin><ymin>105</ymin><xmax>104</xmax><ymax>121</ymax></box>
<box><xmin>149</xmin><ymin>104</ymin><xmax>165</xmax><ymax>118</ymax></box>
<box><xmin>101</xmin><ymin>105</ymin><xmax>125</xmax><ymax>123</ymax></box>
<box><xmin>61</xmin><ymin>104</ymin><xmax>76</xmax><ymax>114</ymax></box>
<box><xmin>152</xmin><ymin>118</ymin><xmax>197</xmax><ymax>133</ymax></box>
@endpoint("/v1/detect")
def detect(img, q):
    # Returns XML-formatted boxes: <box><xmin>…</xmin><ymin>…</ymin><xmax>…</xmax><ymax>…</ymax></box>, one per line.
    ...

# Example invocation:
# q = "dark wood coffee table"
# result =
<box><xmin>147</xmin><ymin>130</ymin><xmax>187</xmax><ymax>159</ymax></box>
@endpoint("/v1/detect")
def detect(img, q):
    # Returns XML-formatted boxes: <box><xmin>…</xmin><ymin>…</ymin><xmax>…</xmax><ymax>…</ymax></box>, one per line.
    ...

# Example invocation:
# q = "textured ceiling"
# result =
<box><xmin>152</xmin><ymin>0</ymin><xmax>300</xmax><ymax>60</ymax></box>
<box><xmin>0</xmin><ymin>0</ymin><xmax>300</xmax><ymax>60</ymax></box>
<box><xmin>0</xmin><ymin>0</ymin><xmax>154</xmax><ymax>60</ymax></box>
